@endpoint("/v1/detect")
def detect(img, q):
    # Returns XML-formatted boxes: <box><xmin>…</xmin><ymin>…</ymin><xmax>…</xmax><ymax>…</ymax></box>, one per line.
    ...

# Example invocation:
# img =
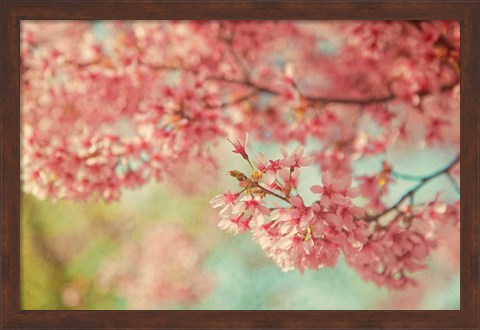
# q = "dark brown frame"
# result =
<box><xmin>1</xmin><ymin>1</ymin><xmax>478</xmax><ymax>329</ymax></box>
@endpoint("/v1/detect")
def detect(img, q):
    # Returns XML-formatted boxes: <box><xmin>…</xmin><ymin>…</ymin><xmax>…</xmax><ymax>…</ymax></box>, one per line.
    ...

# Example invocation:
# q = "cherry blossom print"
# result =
<box><xmin>21</xmin><ymin>20</ymin><xmax>460</xmax><ymax>291</ymax></box>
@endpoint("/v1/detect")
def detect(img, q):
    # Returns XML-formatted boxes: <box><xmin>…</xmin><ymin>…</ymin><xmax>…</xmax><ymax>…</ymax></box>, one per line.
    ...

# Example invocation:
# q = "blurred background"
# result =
<box><xmin>21</xmin><ymin>139</ymin><xmax>459</xmax><ymax>310</ymax></box>
<box><xmin>20</xmin><ymin>20</ymin><xmax>460</xmax><ymax>310</ymax></box>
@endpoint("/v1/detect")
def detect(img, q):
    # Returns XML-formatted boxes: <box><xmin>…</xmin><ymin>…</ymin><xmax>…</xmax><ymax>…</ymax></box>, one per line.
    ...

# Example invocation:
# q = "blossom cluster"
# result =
<box><xmin>21</xmin><ymin>21</ymin><xmax>460</xmax><ymax>290</ymax></box>
<box><xmin>21</xmin><ymin>20</ymin><xmax>460</xmax><ymax>202</ymax></box>
<box><xmin>211</xmin><ymin>136</ymin><xmax>460</xmax><ymax>289</ymax></box>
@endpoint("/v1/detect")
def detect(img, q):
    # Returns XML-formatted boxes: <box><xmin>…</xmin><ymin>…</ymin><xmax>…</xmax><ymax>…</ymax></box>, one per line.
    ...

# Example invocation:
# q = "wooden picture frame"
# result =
<box><xmin>1</xmin><ymin>1</ymin><xmax>478</xmax><ymax>328</ymax></box>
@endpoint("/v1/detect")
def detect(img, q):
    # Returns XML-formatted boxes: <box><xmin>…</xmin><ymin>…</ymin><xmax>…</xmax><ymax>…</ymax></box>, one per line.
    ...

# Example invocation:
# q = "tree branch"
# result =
<box><xmin>369</xmin><ymin>155</ymin><xmax>460</xmax><ymax>221</ymax></box>
<box><xmin>445</xmin><ymin>172</ymin><xmax>460</xmax><ymax>194</ymax></box>
<box><xmin>138</xmin><ymin>60</ymin><xmax>459</xmax><ymax>108</ymax></box>
<box><xmin>253</xmin><ymin>183</ymin><xmax>291</xmax><ymax>204</ymax></box>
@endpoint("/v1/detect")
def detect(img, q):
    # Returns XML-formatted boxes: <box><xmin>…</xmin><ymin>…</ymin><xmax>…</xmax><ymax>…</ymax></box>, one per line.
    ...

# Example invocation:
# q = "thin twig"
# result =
<box><xmin>137</xmin><ymin>60</ymin><xmax>459</xmax><ymax>107</ymax></box>
<box><xmin>369</xmin><ymin>155</ymin><xmax>460</xmax><ymax>221</ymax></box>
<box><xmin>254</xmin><ymin>183</ymin><xmax>291</xmax><ymax>204</ymax></box>
<box><xmin>445</xmin><ymin>172</ymin><xmax>460</xmax><ymax>194</ymax></box>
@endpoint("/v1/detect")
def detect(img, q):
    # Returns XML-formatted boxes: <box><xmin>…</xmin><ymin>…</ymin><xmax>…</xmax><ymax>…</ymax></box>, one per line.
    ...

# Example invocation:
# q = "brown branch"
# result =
<box><xmin>24</xmin><ymin>54</ymin><xmax>458</xmax><ymax>109</ymax></box>
<box><xmin>253</xmin><ymin>183</ymin><xmax>291</xmax><ymax>204</ymax></box>
<box><xmin>368</xmin><ymin>155</ymin><xmax>460</xmax><ymax>221</ymax></box>
<box><xmin>223</xmin><ymin>75</ymin><xmax>456</xmax><ymax>109</ymax></box>
<box><xmin>135</xmin><ymin>59</ymin><xmax>459</xmax><ymax>108</ymax></box>
<box><xmin>221</xmin><ymin>24</ymin><xmax>251</xmax><ymax>81</ymax></box>
<box><xmin>211</xmin><ymin>90</ymin><xmax>258</xmax><ymax>109</ymax></box>
<box><xmin>445</xmin><ymin>172</ymin><xmax>460</xmax><ymax>194</ymax></box>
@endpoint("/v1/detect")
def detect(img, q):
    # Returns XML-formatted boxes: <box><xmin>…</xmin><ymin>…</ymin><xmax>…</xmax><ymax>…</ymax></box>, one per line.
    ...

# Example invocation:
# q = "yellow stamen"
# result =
<box><xmin>304</xmin><ymin>226</ymin><xmax>312</xmax><ymax>241</ymax></box>
<box><xmin>49</xmin><ymin>172</ymin><xmax>57</xmax><ymax>182</ymax></box>
<box><xmin>378</xmin><ymin>175</ymin><xmax>387</xmax><ymax>187</ymax></box>
<box><xmin>434</xmin><ymin>46</ymin><xmax>448</xmax><ymax>58</ymax></box>
<box><xmin>295</xmin><ymin>105</ymin><xmax>306</xmax><ymax>121</ymax></box>
<box><xmin>251</xmin><ymin>170</ymin><xmax>263</xmax><ymax>182</ymax></box>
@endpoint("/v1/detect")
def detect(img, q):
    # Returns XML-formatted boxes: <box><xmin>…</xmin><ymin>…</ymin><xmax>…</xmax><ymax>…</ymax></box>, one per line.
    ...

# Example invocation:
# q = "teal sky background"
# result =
<box><xmin>181</xmin><ymin>137</ymin><xmax>459</xmax><ymax>310</ymax></box>
<box><xmin>21</xmin><ymin>21</ymin><xmax>460</xmax><ymax>311</ymax></box>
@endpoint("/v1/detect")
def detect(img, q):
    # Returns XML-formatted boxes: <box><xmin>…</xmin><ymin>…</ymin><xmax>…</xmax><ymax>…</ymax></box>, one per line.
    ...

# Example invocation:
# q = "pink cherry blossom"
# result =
<box><xmin>22</xmin><ymin>20</ymin><xmax>460</xmax><ymax>291</ymax></box>
<box><xmin>310</xmin><ymin>172</ymin><xmax>356</xmax><ymax>208</ymax></box>
<box><xmin>210</xmin><ymin>191</ymin><xmax>240</xmax><ymax>217</ymax></box>
<box><xmin>280</xmin><ymin>146</ymin><xmax>315</xmax><ymax>168</ymax></box>
<box><xmin>212</xmin><ymin>141</ymin><xmax>458</xmax><ymax>289</ymax></box>
<box><xmin>228</xmin><ymin>133</ymin><xmax>249</xmax><ymax>160</ymax></box>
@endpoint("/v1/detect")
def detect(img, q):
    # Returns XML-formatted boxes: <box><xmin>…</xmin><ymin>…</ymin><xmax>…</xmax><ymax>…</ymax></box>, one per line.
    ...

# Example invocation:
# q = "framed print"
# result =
<box><xmin>1</xmin><ymin>1</ymin><xmax>479</xmax><ymax>329</ymax></box>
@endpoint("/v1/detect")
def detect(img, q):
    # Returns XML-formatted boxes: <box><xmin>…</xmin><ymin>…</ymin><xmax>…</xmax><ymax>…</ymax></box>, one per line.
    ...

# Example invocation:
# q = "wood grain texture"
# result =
<box><xmin>1</xmin><ymin>1</ymin><xmax>478</xmax><ymax>329</ymax></box>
